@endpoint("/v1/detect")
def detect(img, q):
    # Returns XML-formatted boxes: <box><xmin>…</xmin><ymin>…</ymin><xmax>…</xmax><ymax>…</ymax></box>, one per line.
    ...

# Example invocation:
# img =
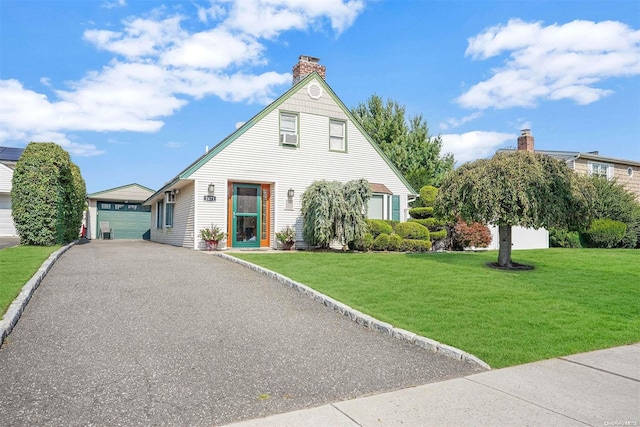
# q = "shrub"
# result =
<box><xmin>589</xmin><ymin>177</ymin><xmax>640</xmax><ymax>248</ymax></box>
<box><xmin>420</xmin><ymin>185</ymin><xmax>438</xmax><ymax>207</ymax></box>
<box><xmin>387</xmin><ymin>233</ymin><xmax>402</xmax><ymax>251</ymax></box>
<box><xmin>366</xmin><ymin>219</ymin><xmax>393</xmax><ymax>238</ymax></box>
<box><xmin>452</xmin><ymin>219</ymin><xmax>492</xmax><ymax>249</ymax></box>
<box><xmin>408</xmin><ymin>218</ymin><xmax>445</xmax><ymax>229</ymax></box>
<box><xmin>549</xmin><ymin>228</ymin><xmax>582</xmax><ymax>248</ymax></box>
<box><xmin>383</xmin><ymin>220</ymin><xmax>400</xmax><ymax>228</ymax></box>
<box><xmin>583</xmin><ymin>219</ymin><xmax>627</xmax><ymax>248</ymax></box>
<box><xmin>399</xmin><ymin>239</ymin><xmax>432</xmax><ymax>252</ymax></box>
<box><xmin>373</xmin><ymin>233</ymin><xmax>390</xmax><ymax>251</ymax></box>
<box><xmin>352</xmin><ymin>232</ymin><xmax>374</xmax><ymax>251</ymax></box>
<box><xmin>11</xmin><ymin>142</ymin><xmax>86</xmax><ymax>246</ymax></box>
<box><xmin>394</xmin><ymin>222</ymin><xmax>430</xmax><ymax>241</ymax></box>
<box><xmin>429</xmin><ymin>229</ymin><xmax>447</xmax><ymax>241</ymax></box>
<box><xmin>408</xmin><ymin>206</ymin><xmax>434</xmax><ymax>219</ymax></box>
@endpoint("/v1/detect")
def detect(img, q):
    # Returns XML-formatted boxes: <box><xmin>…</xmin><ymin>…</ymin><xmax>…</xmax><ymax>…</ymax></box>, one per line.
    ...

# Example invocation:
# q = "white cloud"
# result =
<box><xmin>220</xmin><ymin>0</ymin><xmax>366</xmax><ymax>38</ymax></box>
<box><xmin>102</xmin><ymin>0</ymin><xmax>127</xmax><ymax>9</ymax></box>
<box><xmin>441</xmin><ymin>131</ymin><xmax>516</xmax><ymax>164</ymax></box>
<box><xmin>165</xmin><ymin>141</ymin><xmax>183</xmax><ymax>148</ymax></box>
<box><xmin>458</xmin><ymin>19</ymin><xmax>640</xmax><ymax>109</ymax></box>
<box><xmin>1</xmin><ymin>1</ymin><xmax>365</xmax><ymax>152</ymax></box>
<box><xmin>439</xmin><ymin>112</ymin><xmax>483</xmax><ymax>130</ymax></box>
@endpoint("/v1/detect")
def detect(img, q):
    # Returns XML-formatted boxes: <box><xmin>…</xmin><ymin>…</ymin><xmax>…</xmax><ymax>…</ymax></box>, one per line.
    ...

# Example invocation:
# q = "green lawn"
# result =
<box><xmin>0</xmin><ymin>245</ymin><xmax>60</xmax><ymax>316</ymax></box>
<box><xmin>232</xmin><ymin>249</ymin><xmax>640</xmax><ymax>368</ymax></box>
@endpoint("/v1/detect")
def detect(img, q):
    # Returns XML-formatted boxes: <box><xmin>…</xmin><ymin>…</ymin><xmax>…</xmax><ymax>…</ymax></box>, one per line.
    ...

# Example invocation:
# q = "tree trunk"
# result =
<box><xmin>497</xmin><ymin>224</ymin><xmax>512</xmax><ymax>268</ymax></box>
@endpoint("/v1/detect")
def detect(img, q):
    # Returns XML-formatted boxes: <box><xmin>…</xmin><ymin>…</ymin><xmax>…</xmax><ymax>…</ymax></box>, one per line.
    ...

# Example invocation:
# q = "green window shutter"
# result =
<box><xmin>392</xmin><ymin>195</ymin><xmax>400</xmax><ymax>221</ymax></box>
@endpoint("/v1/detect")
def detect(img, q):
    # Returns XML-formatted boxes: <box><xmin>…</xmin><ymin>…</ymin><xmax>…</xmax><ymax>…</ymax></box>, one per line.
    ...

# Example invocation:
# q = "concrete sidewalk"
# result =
<box><xmin>224</xmin><ymin>343</ymin><xmax>640</xmax><ymax>426</ymax></box>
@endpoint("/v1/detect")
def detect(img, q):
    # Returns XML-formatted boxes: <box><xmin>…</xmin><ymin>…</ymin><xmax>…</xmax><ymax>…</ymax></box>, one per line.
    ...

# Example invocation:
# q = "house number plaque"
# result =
<box><xmin>203</xmin><ymin>196</ymin><xmax>216</xmax><ymax>201</ymax></box>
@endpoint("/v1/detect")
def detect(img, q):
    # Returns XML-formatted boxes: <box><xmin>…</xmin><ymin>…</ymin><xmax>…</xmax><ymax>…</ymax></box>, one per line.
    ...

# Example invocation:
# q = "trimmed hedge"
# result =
<box><xmin>352</xmin><ymin>232</ymin><xmax>374</xmax><ymax>251</ymax></box>
<box><xmin>373</xmin><ymin>233</ymin><xmax>390</xmax><ymax>251</ymax></box>
<box><xmin>388</xmin><ymin>233</ymin><xmax>402</xmax><ymax>251</ymax></box>
<box><xmin>549</xmin><ymin>228</ymin><xmax>582</xmax><ymax>248</ymax></box>
<box><xmin>366</xmin><ymin>219</ymin><xmax>393</xmax><ymax>238</ymax></box>
<box><xmin>420</xmin><ymin>185</ymin><xmax>438</xmax><ymax>207</ymax></box>
<box><xmin>408</xmin><ymin>218</ymin><xmax>445</xmax><ymax>228</ymax></box>
<box><xmin>400</xmin><ymin>239</ymin><xmax>432</xmax><ymax>252</ymax></box>
<box><xmin>584</xmin><ymin>219</ymin><xmax>627</xmax><ymax>248</ymax></box>
<box><xmin>11</xmin><ymin>142</ymin><xmax>86</xmax><ymax>246</ymax></box>
<box><xmin>429</xmin><ymin>229</ymin><xmax>447</xmax><ymax>241</ymax></box>
<box><xmin>408</xmin><ymin>206</ymin><xmax>434</xmax><ymax>219</ymax></box>
<box><xmin>394</xmin><ymin>221</ymin><xmax>430</xmax><ymax>241</ymax></box>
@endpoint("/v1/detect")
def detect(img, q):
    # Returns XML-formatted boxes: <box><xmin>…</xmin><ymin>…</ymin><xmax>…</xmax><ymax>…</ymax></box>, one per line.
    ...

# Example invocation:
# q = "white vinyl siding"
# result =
<box><xmin>0</xmin><ymin>193</ymin><xmax>17</xmax><ymax>236</ymax></box>
<box><xmin>329</xmin><ymin>119</ymin><xmax>346</xmax><ymax>152</ymax></box>
<box><xmin>158</xmin><ymin>76</ymin><xmax>412</xmax><ymax>249</ymax></box>
<box><xmin>151</xmin><ymin>182</ymin><xmax>195</xmax><ymax>247</ymax></box>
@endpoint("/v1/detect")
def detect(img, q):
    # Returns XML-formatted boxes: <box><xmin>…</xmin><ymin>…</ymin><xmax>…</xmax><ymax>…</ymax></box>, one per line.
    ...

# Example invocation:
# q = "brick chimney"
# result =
<box><xmin>292</xmin><ymin>55</ymin><xmax>326</xmax><ymax>85</ymax></box>
<box><xmin>517</xmin><ymin>129</ymin><xmax>534</xmax><ymax>151</ymax></box>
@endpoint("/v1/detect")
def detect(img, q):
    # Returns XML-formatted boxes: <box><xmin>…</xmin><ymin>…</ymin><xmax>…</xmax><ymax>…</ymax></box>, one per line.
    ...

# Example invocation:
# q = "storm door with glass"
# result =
<box><xmin>232</xmin><ymin>184</ymin><xmax>261</xmax><ymax>248</ymax></box>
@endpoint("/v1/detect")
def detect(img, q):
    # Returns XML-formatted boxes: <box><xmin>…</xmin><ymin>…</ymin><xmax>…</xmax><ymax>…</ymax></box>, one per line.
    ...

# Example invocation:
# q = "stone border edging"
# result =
<box><xmin>0</xmin><ymin>241</ymin><xmax>76</xmax><ymax>348</ymax></box>
<box><xmin>216</xmin><ymin>253</ymin><xmax>491</xmax><ymax>370</ymax></box>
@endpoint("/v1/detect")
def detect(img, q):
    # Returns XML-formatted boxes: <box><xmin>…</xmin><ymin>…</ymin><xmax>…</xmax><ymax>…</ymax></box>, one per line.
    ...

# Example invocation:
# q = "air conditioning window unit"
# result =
<box><xmin>280</xmin><ymin>133</ymin><xmax>298</xmax><ymax>146</ymax></box>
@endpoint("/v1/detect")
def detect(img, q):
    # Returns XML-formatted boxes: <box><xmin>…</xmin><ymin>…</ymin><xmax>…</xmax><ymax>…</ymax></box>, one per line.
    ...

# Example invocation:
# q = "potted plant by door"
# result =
<box><xmin>199</xmin><ymin>224</ymin><xmax>226</xmax><ymax>250</ymax></box>
<box><xmin>276</xmin><ymin>225</ymin><xmax>296</xmax><ymax>250</ymax></box>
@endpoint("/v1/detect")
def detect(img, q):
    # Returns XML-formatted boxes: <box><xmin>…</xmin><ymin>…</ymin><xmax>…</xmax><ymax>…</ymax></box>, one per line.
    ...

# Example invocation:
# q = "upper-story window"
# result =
<box><xmin>588</xmin><ymin>161</ymin><xmax>614</xmax><ymax>180</ymax></box>
<box><xmin>280</xmin><ymin>112</ymin><xmax>299</xmax><ymax>147</ymax></box>
<box><xmin>329</xmin><ymin>119</ymin><xmax>346</xmax><ymax>152</ymax></box>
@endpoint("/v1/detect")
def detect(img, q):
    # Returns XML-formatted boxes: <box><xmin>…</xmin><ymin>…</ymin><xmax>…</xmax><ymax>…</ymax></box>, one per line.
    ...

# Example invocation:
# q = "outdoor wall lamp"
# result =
<box><xmin>208</xmin><ymin>183</ymin><xmax>215</xmax><ymax>195</ymax></box>
<box><xmin>287</xmin><ymin>188</ymin><xmax>295</xmax><ymax>198</ymax></box>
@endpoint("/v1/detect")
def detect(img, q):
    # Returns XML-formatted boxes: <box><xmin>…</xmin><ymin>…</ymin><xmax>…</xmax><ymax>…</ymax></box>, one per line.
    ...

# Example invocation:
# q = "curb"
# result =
<box><xmin>0</xmin><ymin>241</ymin><xmax>76</xmax><ymax>348</ymax></box>
<box><xmin>216</xmin><ymin>253</ymin><xmax>491</xmax><ymax>370</ymax></box>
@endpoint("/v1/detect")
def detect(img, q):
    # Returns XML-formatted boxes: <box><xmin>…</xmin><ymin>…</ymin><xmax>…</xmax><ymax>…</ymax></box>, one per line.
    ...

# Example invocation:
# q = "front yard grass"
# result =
<box><xmin>232</xmin><ymin>249</ymin><xmax>640</xmax><ymax>368</ymax></box>
<box><xmin>0</xmin><ymin>245</ymin><xmax>60</xmax><ymax>317</ymax></box>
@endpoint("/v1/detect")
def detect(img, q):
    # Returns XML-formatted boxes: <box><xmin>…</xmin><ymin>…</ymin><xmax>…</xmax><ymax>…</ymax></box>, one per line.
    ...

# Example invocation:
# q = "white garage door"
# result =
<box><xmin>0</xmin><ymin>194</ymin><xmax>17</xmax><ymax>236</ymax></box>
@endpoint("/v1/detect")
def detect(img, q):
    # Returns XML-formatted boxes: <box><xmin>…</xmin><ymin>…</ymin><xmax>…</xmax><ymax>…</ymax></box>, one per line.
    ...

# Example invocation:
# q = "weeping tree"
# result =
<box><xmin>436</xmin><ymin>151</ymin><xmax>593</xmax><ymax>269</ymax></box>
<box><xmin>301</xmin><ymin>179</ymin><xmax>371</xmax><ymax>248</ymax></box>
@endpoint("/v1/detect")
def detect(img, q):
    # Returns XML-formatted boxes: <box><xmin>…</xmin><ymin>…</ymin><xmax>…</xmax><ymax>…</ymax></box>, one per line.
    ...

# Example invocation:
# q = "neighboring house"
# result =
<box><xmin>0</xmin><ymin>147</ymin><xmax>24</xmax><ymax>236</ymax></box>
<box><xmin>509</xmin><ymin>129</ymin><xmax>640</xmax><ymax>201</ymax></box>
<box><xmin>144</xmin><ymin>56</ymin><xmax>416</xmax><ymax>250</ymax></box>
<box><xmin>87</xmin><ymin>184</ymin><xmax>155</xmax><ymax>240</ymax></box>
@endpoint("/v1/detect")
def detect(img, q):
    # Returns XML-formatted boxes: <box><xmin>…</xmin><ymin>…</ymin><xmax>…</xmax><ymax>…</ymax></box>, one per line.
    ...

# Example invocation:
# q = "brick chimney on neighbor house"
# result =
<box><xmin>517</xmin><ymin>129</ymin><xmax>534</xmax><ymax>151</ymax></box>
<box><xmin>292</xmin><ymin>55</ymin><xmax>326</xmax><ymax>85</ymax></box>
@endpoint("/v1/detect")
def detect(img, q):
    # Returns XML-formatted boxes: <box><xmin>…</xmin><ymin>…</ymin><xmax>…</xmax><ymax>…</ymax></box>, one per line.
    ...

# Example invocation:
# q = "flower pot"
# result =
<box><xmin>282</xmin><ymin>241</ymin><xmax>294</xmax><ymax>250</ymax></box>
<box><xmin>206</xmin><ymin>239</ymin><xmax>219</xmax><ymax>251</ymax></box>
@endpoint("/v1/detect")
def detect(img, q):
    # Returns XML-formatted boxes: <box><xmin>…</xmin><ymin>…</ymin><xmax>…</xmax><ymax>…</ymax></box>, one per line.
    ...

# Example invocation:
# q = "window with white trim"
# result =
<box><xmin>279</xmin><ymin>112</ymin><xmax>298</xmax><ymax>147</ymax></box>
<box><xmin>367</xmin><ymin>195</ymin><xmax>384</xmax><ymax>219</ymax></box>
<box><xmin>156</xmin><ymin>201</ymin><xmax>164</xmax><ymax>229</ymax></box>
<box><xmin>588</xmin><ymin>161</ymin><xmax>614</xmax><ymax>180</ymax></box>
<box><xmin>164</xmin><ymin>191</ymin><xmax>175</xmax><ymax>228</ymax></box>
<box><xmin>329</xmin><ymin>119</ymin><xmax>346</xmax><ymax>152</ymax></box>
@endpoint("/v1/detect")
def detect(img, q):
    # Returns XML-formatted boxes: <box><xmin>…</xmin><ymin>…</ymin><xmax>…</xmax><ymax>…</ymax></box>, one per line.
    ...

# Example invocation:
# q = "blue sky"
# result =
<box><xmin>1</xmin><ymin>0</ymin><xmax>639</xmax><ymax>194</ymax></box>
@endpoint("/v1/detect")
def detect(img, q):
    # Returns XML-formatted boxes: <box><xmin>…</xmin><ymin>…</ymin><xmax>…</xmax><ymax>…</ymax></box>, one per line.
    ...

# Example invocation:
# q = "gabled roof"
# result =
<box><xmin>144</xmin><ymin>72</ymin><xmax>416</xmax><ymax>204</ymax></box>
<box><xmin>0</xmin><ymin>147</ymin><xmax>24</xmax><ymax>162</ymax></box>
<box><xmin>88</xmin><ymin>183</ymin><xmax>155</xmax><ymax>202</ymax></box>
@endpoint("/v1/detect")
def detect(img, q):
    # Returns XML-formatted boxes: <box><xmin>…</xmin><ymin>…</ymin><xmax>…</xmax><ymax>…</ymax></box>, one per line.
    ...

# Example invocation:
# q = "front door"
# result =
<box><xmin>232</xmin><ymin>184</ymin><xmax>261</xmax><ymax>248</ymax></box>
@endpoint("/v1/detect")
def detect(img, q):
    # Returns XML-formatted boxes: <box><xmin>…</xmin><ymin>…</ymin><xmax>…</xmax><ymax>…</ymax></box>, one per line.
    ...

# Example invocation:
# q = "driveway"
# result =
<box><xmin>0</xmin><ymin>236</ymin><xmax>20</xmax><ymax>249</ymax></box>
<box><xmin>0</xmin><ymin>240</ymin><xmax>483</xmax><ymax>426</ymax></box>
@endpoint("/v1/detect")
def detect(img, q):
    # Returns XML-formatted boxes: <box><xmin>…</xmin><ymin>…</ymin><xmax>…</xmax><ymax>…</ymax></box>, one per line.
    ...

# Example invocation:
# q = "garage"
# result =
<box><xmin>0</xmin><ymin>194</ymin><xmax>17</xmax><ymax>236</ymax></box>
<box><xmin>87</xmin><ymin>184</ymin><xmax>155</xmax><ymax>240</ymax></box>
<box><xmin>96</xmin><ymin>201</ymin><xmax>151</xmax><ymax>239</ymax></box>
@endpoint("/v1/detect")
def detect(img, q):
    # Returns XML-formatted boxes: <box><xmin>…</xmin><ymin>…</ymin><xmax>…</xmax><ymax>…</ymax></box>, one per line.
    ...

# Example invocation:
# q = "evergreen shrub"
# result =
<box><xmin>584</xmin><ymin>219</ymin><xmax>627</xmax><ymax>248</ymax></box>
<box><xmin>387</xmin><ymin>233</ymin><xmax>402</xmax><ymax>251</ymax></box>
<box><xmin>400</xmin><ymin>239</ymin><xmax>432</xmax><ymax>252</ymax></box>
<box><xmin>373</xmin><ymin>233</ymin><xmax>390</xmax><ymax>251</ymax></box>
<box><xmin>394</xmin><ymin>222</ymin><xmax>430</xmax><ymax>241</ymax></box>
<box><xmin>549</xmin><ymin>228</ymin><xmax>582</xmax><ymax>248</ymax></box>
<box><xmin>408</xmin><ymin>206</ymin><xmax>434</xmax><ymax>219</ymax></box>
<box><xmin>366</xmin><ymin>219</ymin><xmax>393</xmax><ymax>237</ymax></box>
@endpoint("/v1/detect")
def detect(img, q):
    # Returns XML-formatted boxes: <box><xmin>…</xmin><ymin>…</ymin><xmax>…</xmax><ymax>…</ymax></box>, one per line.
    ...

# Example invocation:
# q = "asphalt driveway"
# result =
<box><xmin>0</xmin><ymin>240</ymin><xmax>482</xmax><ymax>426</ymax></box>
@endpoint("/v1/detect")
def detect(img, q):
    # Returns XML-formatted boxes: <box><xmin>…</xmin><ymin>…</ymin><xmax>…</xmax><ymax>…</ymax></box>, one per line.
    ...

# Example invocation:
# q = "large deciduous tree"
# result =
<box><xmin>351</xmin><ymin>95</ymin><xmax>454</xmax><ymax>191</ymax></box>
<box><xmin>11</xmin><ymin>142</ymin><xmax>86</xmax><ymax>246</ymax></box>
<box><xmin>436</xmin><ymin>151</ymin><xmax>592</xmax><ymax>269</ymax></box>
<box><xmin>301</xmin><ymin>179</ymin><xmax>371</xmax><ymax>248</ymax></box>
